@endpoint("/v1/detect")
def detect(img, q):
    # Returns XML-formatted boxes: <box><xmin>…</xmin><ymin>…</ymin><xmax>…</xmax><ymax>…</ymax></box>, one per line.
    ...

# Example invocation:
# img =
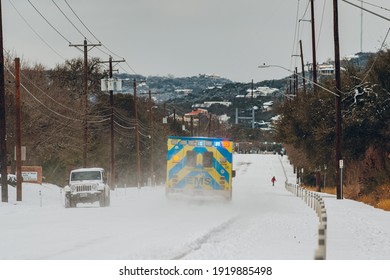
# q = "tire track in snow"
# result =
<box><xmin>171</xmin><ymin>217</ymin><xmax>237</xmax><ymax>260</ymax></box>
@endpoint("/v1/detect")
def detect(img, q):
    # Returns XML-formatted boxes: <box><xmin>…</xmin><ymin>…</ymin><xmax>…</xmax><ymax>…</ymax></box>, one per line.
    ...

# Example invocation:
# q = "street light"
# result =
<box><xmin>258</xmin><ymin>64</ymin><xmax>339</xmax><ymax>97</ymax></box>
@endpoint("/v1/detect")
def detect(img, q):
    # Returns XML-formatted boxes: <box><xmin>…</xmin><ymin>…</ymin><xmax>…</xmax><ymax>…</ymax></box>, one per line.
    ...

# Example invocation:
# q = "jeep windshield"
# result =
<box><xmin>71</xmin><ymin>171</ymin><xmax>101</xmax><ymax>181</ymax></box>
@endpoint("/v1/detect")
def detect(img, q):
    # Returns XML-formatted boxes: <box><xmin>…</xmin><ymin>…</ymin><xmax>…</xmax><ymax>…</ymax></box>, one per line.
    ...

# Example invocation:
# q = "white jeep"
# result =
<box><xmin>64</xmin><ymin>168</ymin><xmax>110</xmax><ymax>208</ymax></box>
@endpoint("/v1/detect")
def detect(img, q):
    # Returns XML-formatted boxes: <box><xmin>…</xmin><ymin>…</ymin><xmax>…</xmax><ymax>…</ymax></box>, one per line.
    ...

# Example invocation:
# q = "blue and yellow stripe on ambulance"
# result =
<box><xmin>166</xmin><ymin>139</ymin><xmax>185</xmax><ymax>189</ymax></box>
<box><xmin>167</xmin><ymin>144</ymin><xmax>198</xmax><ymax>190</ymax></box>
<box><xmin>213</xmin><ymin>142</ymin><xmax>233</xmax><ymax>190</ymax></box>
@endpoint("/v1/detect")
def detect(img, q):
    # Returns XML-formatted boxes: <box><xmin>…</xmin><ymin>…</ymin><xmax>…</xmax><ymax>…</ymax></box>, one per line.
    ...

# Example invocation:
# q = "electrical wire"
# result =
<box><xmin>64</xmin><ymin>0</ymin><xmax>101</xmax><ymax>43</ymax></box>
<box><xmin>8</xmin><ymin>0</ymin><xmax>67</xmax><ymax>61</ymax></box>
<box><xmin>114</xmin><ymin>121</ymin><xmax>135</xmax><ymax>130</ymax></box>
<box><xmin>27</xmin><ymin>0</ymin><xmax>72</xmax><ymax>44</ymax></box>
<box><xmin>52</xmin><ymin>0</ymin><xmax>87</xmax><ymax>40</ymax></box>
<box><xmin>317</xmin><ymin>0</ymin><xmax>327</xmax><ymax>49</ymax></box>
<box><xmin>290</xmin><ymin>0</ymin><xmax>301</xmax><ymax>70</ymax></box>
<box><xmin>360</xmin><ymin>27</ymin><xmax>390</xmax><ymax>84</ymax></box>
<box><xmin>356</xmin><ymin>0</ymin><xmax>390</xmax><ymax>12</ymax></box>
<box><xmin>6</xmin><ymin>66</ymin><xmax>82</xmax><ymax>122</ymax></box>
<box><xmin>62</xmin><ymin>0</ymin><xmax>138</xmax><ymax>75</ymax></box>
<box><xmin>5</xmin><ymin>57</ymin><xmax>112</xmax><ymax>126</ymax></box>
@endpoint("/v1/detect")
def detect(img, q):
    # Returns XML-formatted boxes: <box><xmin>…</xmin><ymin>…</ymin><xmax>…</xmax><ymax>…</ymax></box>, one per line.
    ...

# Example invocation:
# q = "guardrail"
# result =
<box><xmin>285</xmin><ymin>183</ymin><xmax>327</xmax><ymax>259</ymax></box>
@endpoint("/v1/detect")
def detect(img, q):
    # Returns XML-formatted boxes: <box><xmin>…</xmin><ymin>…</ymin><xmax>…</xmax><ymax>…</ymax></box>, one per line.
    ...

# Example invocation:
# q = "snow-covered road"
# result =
<box><xmin>1</xmin><ymin>154</ymin><xmax>389</xmax><ymax>260</ymax></box>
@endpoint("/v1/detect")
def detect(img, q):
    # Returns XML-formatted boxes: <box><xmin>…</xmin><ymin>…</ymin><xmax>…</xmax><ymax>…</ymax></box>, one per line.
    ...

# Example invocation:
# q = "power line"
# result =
<box><xmin>63</xmin><ymin>0</ymin><xmax>137</xmax><ymax>74</ymax></box>
<box><xmin>64</xmin><ymin>0</ymin><xmax>101</xmax><ymax>43</ymax></box>
<box><xmin>360</xmin><ymin>27</ymin><xmax>390</xmax><ymax>84</ymax></box>
<box><xmin>52</xmin><ymin>0</ymin><xmax>86</xmax><ymax>40</ymax></box>
<box><xmin>356</xmin><ymin>0</ymin><xmax>390</xmax><ymax>12</ymax></box>
<box><xmin>8</xmin><ymin>0</ymin><xmax>67</xmax><ymax>60</ymax></box>
<box><xmin>317</xmin><ymin>0</ymin><xmax>328</xmax><ymax>49</ymax></box>
<box><xmin>27</xmin><ymin>0</ymin><xmax>71</xmax><ymax>44</ymax></box>
<box><xmin>342</xmin><ymin>0</ymin><xmax>390</xmax><ymax>21</ymax></box>
<box><xmin>290</xmin><ymin>0</ymin><xmax>301</xmax><ymax>70</ymax></box>
<box><xmin>26</xmin><ymin>0</ymin><xmax>139</xmax><ymax>77</ymax></box>
<box><xmin>5</xmin><ymin>60</ymin><xmax>111</xmax><ymax>125</ymax></box>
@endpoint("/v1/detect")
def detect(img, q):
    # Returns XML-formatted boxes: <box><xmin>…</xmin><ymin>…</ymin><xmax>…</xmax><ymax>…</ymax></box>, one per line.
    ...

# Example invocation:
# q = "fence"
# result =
<box><xmin>285</xmin><ymin>182</ymin><xmax>327</xmax><ymax>259</ymax></box>
<box><xmin>278</xmin><ymin>155</ymin><xmax>327</xmax><ymax>259</ymax></box>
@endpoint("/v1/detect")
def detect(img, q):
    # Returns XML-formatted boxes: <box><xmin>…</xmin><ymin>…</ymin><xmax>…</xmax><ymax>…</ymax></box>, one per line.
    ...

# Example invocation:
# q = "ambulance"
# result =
<box><xmin>166</xmin><ymin>136</ymin><xmax>235</xmax><ymax>200</ymax></box>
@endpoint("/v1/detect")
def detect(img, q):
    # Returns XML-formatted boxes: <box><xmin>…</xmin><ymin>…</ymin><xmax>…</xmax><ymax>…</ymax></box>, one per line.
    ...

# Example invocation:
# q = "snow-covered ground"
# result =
<box><xmin>1</xmin><ymin>154</ymin><xmax>389</xmax><ymax>278</ymax></box>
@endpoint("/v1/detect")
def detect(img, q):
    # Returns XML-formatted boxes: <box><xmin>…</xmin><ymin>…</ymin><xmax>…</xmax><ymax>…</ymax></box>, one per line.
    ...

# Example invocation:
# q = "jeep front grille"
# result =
<box><xmin>76</xmin><ymin>185</ymin><xmax>92</xmax><ymax>192</ymax></box>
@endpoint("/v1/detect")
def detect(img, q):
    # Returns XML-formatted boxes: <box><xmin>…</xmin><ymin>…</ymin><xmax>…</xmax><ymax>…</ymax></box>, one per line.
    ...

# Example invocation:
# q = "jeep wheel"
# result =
<box><xmin>105</xmin><ymin>190</ymin><xmax>110</xmax><ymax>207</ymax></box>
<box><xmin>99</xmin><ymin>193</ymin><xmax>105</xmax><ymax>207</ymax></box>
<box><xmin>65</xmin><ymin>196</ymin><xmax>76</xmax><ymax>208</ymax></box>
<box><xmin>70</xmin><ymin>199</ymin><xmax>77</xmax><ymax>208</ymax></box>
<box><xmin>65</xmin><ymin>195</ymin><xmax>71</xmax><ymax>208</ymax></box>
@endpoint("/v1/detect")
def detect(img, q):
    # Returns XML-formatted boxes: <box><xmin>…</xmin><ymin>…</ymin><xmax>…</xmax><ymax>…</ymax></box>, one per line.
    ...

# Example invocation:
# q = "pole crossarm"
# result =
<box><xmin>98</xmin><ymin>58</ymin><xmax>126</xmax><ymax>65</ymax></box>
<box><xmin>69</xmin><ymin>42</ymin><xmax>102</xmax><ymax>51</ymax></box>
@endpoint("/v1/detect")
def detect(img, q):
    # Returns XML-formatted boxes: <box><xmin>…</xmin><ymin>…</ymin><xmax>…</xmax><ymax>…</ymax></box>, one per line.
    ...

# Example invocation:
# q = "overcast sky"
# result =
<box><xmin>3</xmin><ymin>0</ymin><xmax>390</xmax><ymax>82</ymax></box>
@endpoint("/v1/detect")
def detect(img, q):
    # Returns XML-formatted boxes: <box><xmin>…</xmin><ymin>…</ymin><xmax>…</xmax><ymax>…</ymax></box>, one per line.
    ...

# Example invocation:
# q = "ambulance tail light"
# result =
<box><xmin>173</xmin><ymin>155</ymin><xmax>180</xmax><ymax>163</ymax></box>
<box><xmin>222</xmin><ymin>141</ymin><xmax>231</xmax><ymax>148</ymax></box>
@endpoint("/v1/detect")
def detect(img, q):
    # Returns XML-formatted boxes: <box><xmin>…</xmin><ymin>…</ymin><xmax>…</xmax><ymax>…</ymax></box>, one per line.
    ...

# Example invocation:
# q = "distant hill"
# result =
<box><xmin>113</xmin><ymin>73</ymin><xmax>290</xmax><ymax>135</ymax></box>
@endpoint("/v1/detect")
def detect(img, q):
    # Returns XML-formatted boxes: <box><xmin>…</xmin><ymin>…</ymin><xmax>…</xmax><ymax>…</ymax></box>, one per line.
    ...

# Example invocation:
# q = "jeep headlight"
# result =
<box><xmin>92</xmin><ymin>184</ymin><xmax>98</xmax><ymax>190</ymax></box>
<box><xmin>70</xmin><ymin>185</ymin><xmax>76</xmax><ymax>191</ymax></box>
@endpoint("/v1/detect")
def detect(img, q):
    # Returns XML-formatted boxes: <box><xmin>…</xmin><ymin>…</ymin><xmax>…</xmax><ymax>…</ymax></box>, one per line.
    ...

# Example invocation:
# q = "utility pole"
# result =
<box><xmin>360</xmin><ymin>1</ymin><xmax>363</xmax><ymax>53</ymax></box>
<box><xmin>108</xmin><ymin>57</ymin><xmax>114</xmax><ymax>189</ymax></box>
<box><xmin>69</xmin><ymin>39</ymin><xmax>101</xmax><ymax>167</ymax></box>
<box><xmin>0</xmin><ymin>0</ymin><xmax>8</xmax><ymax>202</ymax></box>
<box><xmin>15</xmin><ymin>58</ymin><xmax>22</xmax><ymax>201</ymax></box>
<box><xmin>251</xmin><ymin>79</ymin><xmax>254</xmax><ymax>103</ymax></box>
<box><xmin>208</xmin><ymin>114</ymin><xmax>212</xmax><ymax>137</ymax></box>
<box><xmin>310</xmin><ymin>0</ymin><xmax>318</xmax><ymax>90</ymax></box>
<box><xmin>133</xmin><ymin>79</ymin><xmax>141</xmax><ymax>188</ymax></box>
<box><xmin>333</xmin><ymin>0</ymin><xmax>343</xmax><ymax>199</ymax></box>
<box><xmin>295</xmin><ymin>67</ymin><xmax>299</xmax><ymax>97</ymax></box>
<box><xmin>190</xmin><ymin>116</ymin><xmax>194</xmax><ymax>136</ymax></box>
<box><xmin>99</xmin><ymin>56</ymin><xmax>125</xmax><ymax>189</ymax></box>
<box><xmin>148</xmin><ymin>90</ymin><xmax>154</xmax><ymax>185</ymax></box>
<box><xmin>299</xmin><ymin>40</ymin><xmax>307</xmax><ymax>95</ymax></box>
<box><xmin>173</xmin><ymin>107</ymin><xmax>176</xmax><ymax>129</ymax></box>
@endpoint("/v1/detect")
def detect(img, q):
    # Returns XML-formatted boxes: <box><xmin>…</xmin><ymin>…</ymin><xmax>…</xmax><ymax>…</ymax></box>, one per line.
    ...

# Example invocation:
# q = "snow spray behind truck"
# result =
<box><xmin>166</xmin><ymin>136</ymin><xmax>234</xmax><ymax>200</ymax></box>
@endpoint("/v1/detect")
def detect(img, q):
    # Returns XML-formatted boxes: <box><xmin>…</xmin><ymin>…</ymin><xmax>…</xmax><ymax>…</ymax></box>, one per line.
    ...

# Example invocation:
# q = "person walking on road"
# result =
<box><xmin>271</xmin><ymin>176</ymin><xmax>276</xmax><ymax>186</ymax></box>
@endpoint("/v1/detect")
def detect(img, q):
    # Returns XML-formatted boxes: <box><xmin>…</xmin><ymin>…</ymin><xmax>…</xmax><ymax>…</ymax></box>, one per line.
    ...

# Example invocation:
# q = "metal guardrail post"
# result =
<box><xmin>315</xmin><ymin>223</ymin><xmax>327</xmax><ymax>260</ymax></box>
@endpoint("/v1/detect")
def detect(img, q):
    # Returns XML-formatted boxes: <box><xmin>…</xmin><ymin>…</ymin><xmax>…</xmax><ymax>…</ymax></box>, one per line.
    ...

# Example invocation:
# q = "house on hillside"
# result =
<box><xmin>174</xmin><ymin>89</ymin><xmax>193</xmax><ymax>95</ymax></box>
<box><xmin>245</xmin><ymin>86</ymin><xmax>279</xmax><ymax>98</ymax></box>
<box><xmin>262</xmin><ymin>101</ymin><xmax>274</xmax><ymax>112</ymax></box>
<box><xmin>318</xmin><ymin>63</ymin><xmax>334</xmax><ymax>76</ymax></box>
<box><xmin>183</xmin><ymin>109</ymin><xmax>208</xmax><ymax>123</ymax></box>
<box><xmin>192</xmin><ymin>101</ymin><xmax>232</xmax><ymax>109</ymax></box>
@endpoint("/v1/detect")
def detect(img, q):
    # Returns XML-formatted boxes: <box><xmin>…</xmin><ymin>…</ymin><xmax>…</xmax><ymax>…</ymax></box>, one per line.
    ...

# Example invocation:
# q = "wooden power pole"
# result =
<box><xmin>99</xmin><ymin>56</ymin><xmax>125</xmax><ymax>189</ymax></box>
<box><xmin>333</xmin><ymin>0</ymin><xmax>343</xmax><ymax>199</ymax></box>
<box><xmin>0</xmin><ymin>0</ymin><xmax>8</xmax><ymax>202</ymax></box>
<box><xmin>15</xmin><ymin>58</ymin><xmax>22</xmax><ymax>201</ymax></box>
<box><xmin>148</xmin><ymin>90</ymin><xmax>154</xmax><ymax>185</ymax></box>
<box><xmin>299</xmin><ymin>40</ymin><xmax>307</xmax><ymax>95</ymax></box>
<box><xmin>69</xmin><ymin>39</ymin><xmax>101</xmax><ymax>167</ymax></box>
<box><xmin>133</xmin><ymin>79</ymin><xmax>141</xmax><ymax>188</ymax></box>
<box><xmin>310</xmin><ymin>0</ymin><xmax>318</xmax><ymax>90</ymax></box>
